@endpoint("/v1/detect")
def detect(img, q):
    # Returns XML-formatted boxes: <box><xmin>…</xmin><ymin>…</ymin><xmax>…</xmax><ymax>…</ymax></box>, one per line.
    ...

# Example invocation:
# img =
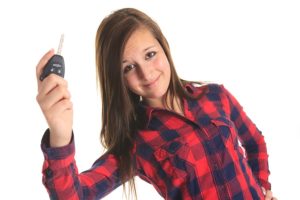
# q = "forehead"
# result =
<box><xmin>123</xmin><ymin>28</ymin><xmax>158</xmax><ymax>56</ymax></box>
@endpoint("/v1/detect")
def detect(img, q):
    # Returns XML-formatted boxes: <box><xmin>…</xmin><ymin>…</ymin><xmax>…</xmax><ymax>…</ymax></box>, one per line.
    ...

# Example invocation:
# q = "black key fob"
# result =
<box><xmin>39</xmin><ymin>54</ymin><xmax>65</xmax><ymax>81</ymax></box>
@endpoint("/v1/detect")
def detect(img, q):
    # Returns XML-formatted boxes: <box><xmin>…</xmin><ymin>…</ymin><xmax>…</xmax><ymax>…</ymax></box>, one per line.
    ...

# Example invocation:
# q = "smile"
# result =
<box><xmin>144</xmin><ymin>75</ymin><xmax>160</xmax><ymax>88</ymax></box>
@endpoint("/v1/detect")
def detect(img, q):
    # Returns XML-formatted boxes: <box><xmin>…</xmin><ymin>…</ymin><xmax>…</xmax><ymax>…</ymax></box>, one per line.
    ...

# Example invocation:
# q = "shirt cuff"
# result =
<box><xmin>41</xmin><ymin>129</ymin><xmax>75</xmax><ymax>161</ymax></box>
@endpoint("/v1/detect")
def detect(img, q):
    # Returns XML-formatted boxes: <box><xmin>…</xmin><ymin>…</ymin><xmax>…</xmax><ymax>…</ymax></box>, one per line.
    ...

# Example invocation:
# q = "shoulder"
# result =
<box><xmin>185</xmin><ymin>81</ymin><xmax>226</xmax><ymax>96</ymax></box>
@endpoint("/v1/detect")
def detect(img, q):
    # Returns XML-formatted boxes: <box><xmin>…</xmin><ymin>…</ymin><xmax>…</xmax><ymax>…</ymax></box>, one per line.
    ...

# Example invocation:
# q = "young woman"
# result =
<box><xmin>36</xmin><ymin>8</ymin><xmax>276</xmax><ymax>200</ymax></box>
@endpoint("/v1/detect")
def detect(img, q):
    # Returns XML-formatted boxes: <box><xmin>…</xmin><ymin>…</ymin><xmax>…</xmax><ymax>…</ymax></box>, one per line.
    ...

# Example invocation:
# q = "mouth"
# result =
<box><xmin>144</xmin><ymin>75</ymin><xmax>160</xmax><ymax>88</ymax></box>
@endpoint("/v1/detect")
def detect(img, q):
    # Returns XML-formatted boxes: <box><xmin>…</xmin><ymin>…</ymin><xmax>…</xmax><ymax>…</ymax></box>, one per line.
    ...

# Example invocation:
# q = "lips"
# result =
<box><xmin>144</xmin><ymin>75</ymin><xmax>160</xmax><ymax>88</ymax></box>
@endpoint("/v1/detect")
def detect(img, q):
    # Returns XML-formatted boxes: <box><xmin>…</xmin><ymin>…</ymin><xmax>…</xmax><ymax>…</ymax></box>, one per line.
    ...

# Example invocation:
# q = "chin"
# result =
<box><xmin>146</xmin><ymin>89</ymin><xmax>168</xmax><ymax>99</ymax></box>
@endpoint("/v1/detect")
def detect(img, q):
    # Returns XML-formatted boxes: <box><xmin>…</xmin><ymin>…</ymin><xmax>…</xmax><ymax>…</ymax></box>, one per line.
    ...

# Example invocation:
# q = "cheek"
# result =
<box><xmin>155</xmin><ymin>56</ymin><xmax>171</xmax><ymax>78</ymax></box>
<box><xmin>124</xmin><ymin>75</ymin><xmax>140</xmax><ymax>93</ymax></box>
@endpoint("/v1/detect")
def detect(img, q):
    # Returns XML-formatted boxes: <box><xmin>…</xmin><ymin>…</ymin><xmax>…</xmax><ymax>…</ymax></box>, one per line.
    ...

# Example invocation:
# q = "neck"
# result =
<box><xmin>144</xmin><ymin>94</ymin><xmax>184</xmax><ymax>116</ymax></box>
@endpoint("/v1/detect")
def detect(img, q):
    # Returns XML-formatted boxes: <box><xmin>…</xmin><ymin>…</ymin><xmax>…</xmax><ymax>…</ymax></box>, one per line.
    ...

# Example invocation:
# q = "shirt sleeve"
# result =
<box><xmin>41</xmin><ymin>129</ymin><xmax>122</xmax><ymax>200</ymax></box>
<box><xmin>220</xmin><ymin>85</ymin><xmax>271</xmax><ymax>190</ymax></box>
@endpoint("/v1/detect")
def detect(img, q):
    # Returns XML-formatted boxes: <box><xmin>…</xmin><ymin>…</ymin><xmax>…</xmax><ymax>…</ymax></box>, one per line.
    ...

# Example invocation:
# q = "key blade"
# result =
<box><xmin>57</xmin><ymin>34</ymin><xmax>64</xmax><ymax>55</ymax></box>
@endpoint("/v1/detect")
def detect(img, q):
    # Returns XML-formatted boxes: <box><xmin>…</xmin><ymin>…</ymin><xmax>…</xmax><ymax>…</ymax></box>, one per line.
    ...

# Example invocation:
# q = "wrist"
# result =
<box><xmin>49</xmin><ymin>130</ymin><xmax>72</xmax><ymax>147</ymax></box>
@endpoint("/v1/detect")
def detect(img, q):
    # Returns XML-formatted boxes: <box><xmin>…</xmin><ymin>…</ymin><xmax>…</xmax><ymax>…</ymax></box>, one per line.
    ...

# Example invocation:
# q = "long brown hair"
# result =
<box><xmin>95</xmin><ymin>8</ymin><xmax>196</xmax><ymax>199</ymax></box>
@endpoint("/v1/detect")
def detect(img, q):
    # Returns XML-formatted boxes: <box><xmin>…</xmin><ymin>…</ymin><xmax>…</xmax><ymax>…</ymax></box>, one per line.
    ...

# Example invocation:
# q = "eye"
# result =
<box><xmin>123</xmin><ymin>64</ymin><xmax>136</xmax><ymax>74</ymax></box>
<box><xmin>145</xmin><ymin>51</ymin><xmax>156</xmax><ymax>60</ymax></box>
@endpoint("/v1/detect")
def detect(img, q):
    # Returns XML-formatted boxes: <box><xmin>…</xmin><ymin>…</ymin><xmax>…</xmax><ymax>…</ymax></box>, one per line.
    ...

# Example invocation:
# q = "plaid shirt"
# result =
<box><xmin>41</xmin><ymin>83</ymin><xmax>271</xmax><ymax>200</ymax></box>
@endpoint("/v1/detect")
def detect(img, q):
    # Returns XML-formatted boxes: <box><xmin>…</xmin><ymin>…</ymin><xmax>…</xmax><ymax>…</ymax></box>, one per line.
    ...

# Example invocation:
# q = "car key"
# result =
<box><xmin>39</xmin><ymin>34</ymin><xmax>65</xmax><ymax>81</ymax></box>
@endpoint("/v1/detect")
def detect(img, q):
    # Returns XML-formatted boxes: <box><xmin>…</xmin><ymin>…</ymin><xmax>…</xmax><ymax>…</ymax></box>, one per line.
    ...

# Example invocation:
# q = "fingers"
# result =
<box><xmin>36</xmin><ymin>74</ymin><xmax>71</xmax><ymax>114</ymax></box>
<box><xmin>38</xmin><ymin>73</ymin><xmax>68</xmax><ymax>95</ymax></box>
<box><xmin>37</xmin><ymin>82</ymin><xmax>71</xmax><ymax>112</ymax></box>
<box><xmin>264</xmin><ymin>190</ymin><xmax>277</xmax><ymax>200</ymax></box>
<box><xmin>51</xmin><ymin>99</ymin><xmax>73</xmax><ymax>114</ymax></box>
<box><xmin>36</xmin><ymin>49</ymin><xmax>55</xmax><ymax>83</ymax></box>
<box><xmin>265</xmin><ymin>190</ymin><xmax>272</xmax><ymax>199</ymax></box>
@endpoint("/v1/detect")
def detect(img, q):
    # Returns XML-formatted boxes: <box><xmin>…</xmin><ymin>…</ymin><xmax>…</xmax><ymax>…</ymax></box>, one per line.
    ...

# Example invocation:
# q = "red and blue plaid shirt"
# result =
<box><xmin>41</xmin><ymin>83</ymin><xmax>271</xmax><ymax>199</ymax></box>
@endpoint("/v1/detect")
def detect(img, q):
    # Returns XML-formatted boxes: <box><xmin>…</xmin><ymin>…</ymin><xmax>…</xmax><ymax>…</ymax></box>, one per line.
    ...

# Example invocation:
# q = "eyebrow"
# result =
<box><xmin>122</xmin><ymin>45</ymin><xmax>156</xmax><ymax>63</ymax></box>
<box><xmin>144</xmin><ymin>45</ymin><xmax>155</xmax><ymax>52</ymax></box>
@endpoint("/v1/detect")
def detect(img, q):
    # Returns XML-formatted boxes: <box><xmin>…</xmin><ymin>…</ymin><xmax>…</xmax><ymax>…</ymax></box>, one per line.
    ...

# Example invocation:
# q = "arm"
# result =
<box><xmin>41</xmin><ymin>130</ymin><xmax>122</xmax><ymax>200</ymax></box>
<box><xmin>36</xmin><ymin>50</ymin><xmax>122</xmax><ymax>199</ymax></box>
<box><xmin>220</xmin><ymin>85</ymin><xmax>271</xmax><ymax>190</ymax></box>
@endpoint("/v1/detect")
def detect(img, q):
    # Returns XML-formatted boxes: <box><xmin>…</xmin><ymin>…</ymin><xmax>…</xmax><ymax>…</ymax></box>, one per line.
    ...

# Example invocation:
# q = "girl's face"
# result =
<box><xmin>122</xmin><ymin>28</ymin><xmax>171</xmax><ymax>107</ymax></box>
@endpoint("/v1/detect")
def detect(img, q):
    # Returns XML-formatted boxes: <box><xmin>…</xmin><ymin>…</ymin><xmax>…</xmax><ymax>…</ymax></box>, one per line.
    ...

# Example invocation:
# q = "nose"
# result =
<box><xmin>137</xmin><ymin>63</ymin><xmax>154</xmax><ymax>81</ymax></box>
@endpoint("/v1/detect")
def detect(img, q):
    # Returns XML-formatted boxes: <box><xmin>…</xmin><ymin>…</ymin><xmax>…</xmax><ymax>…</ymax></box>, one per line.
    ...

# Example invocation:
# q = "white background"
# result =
<box><xmin>0</xmin><ymin>0</ymin><xmax>299</xmax><ymax>199</ymax></box>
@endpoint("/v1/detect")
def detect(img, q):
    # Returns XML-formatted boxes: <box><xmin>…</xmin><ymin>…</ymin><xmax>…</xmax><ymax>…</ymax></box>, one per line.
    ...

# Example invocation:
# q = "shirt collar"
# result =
<box><xmin>136</xmin><ymin>82</ymin><xmax>203</xmax><ymax>129</ymax></box>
